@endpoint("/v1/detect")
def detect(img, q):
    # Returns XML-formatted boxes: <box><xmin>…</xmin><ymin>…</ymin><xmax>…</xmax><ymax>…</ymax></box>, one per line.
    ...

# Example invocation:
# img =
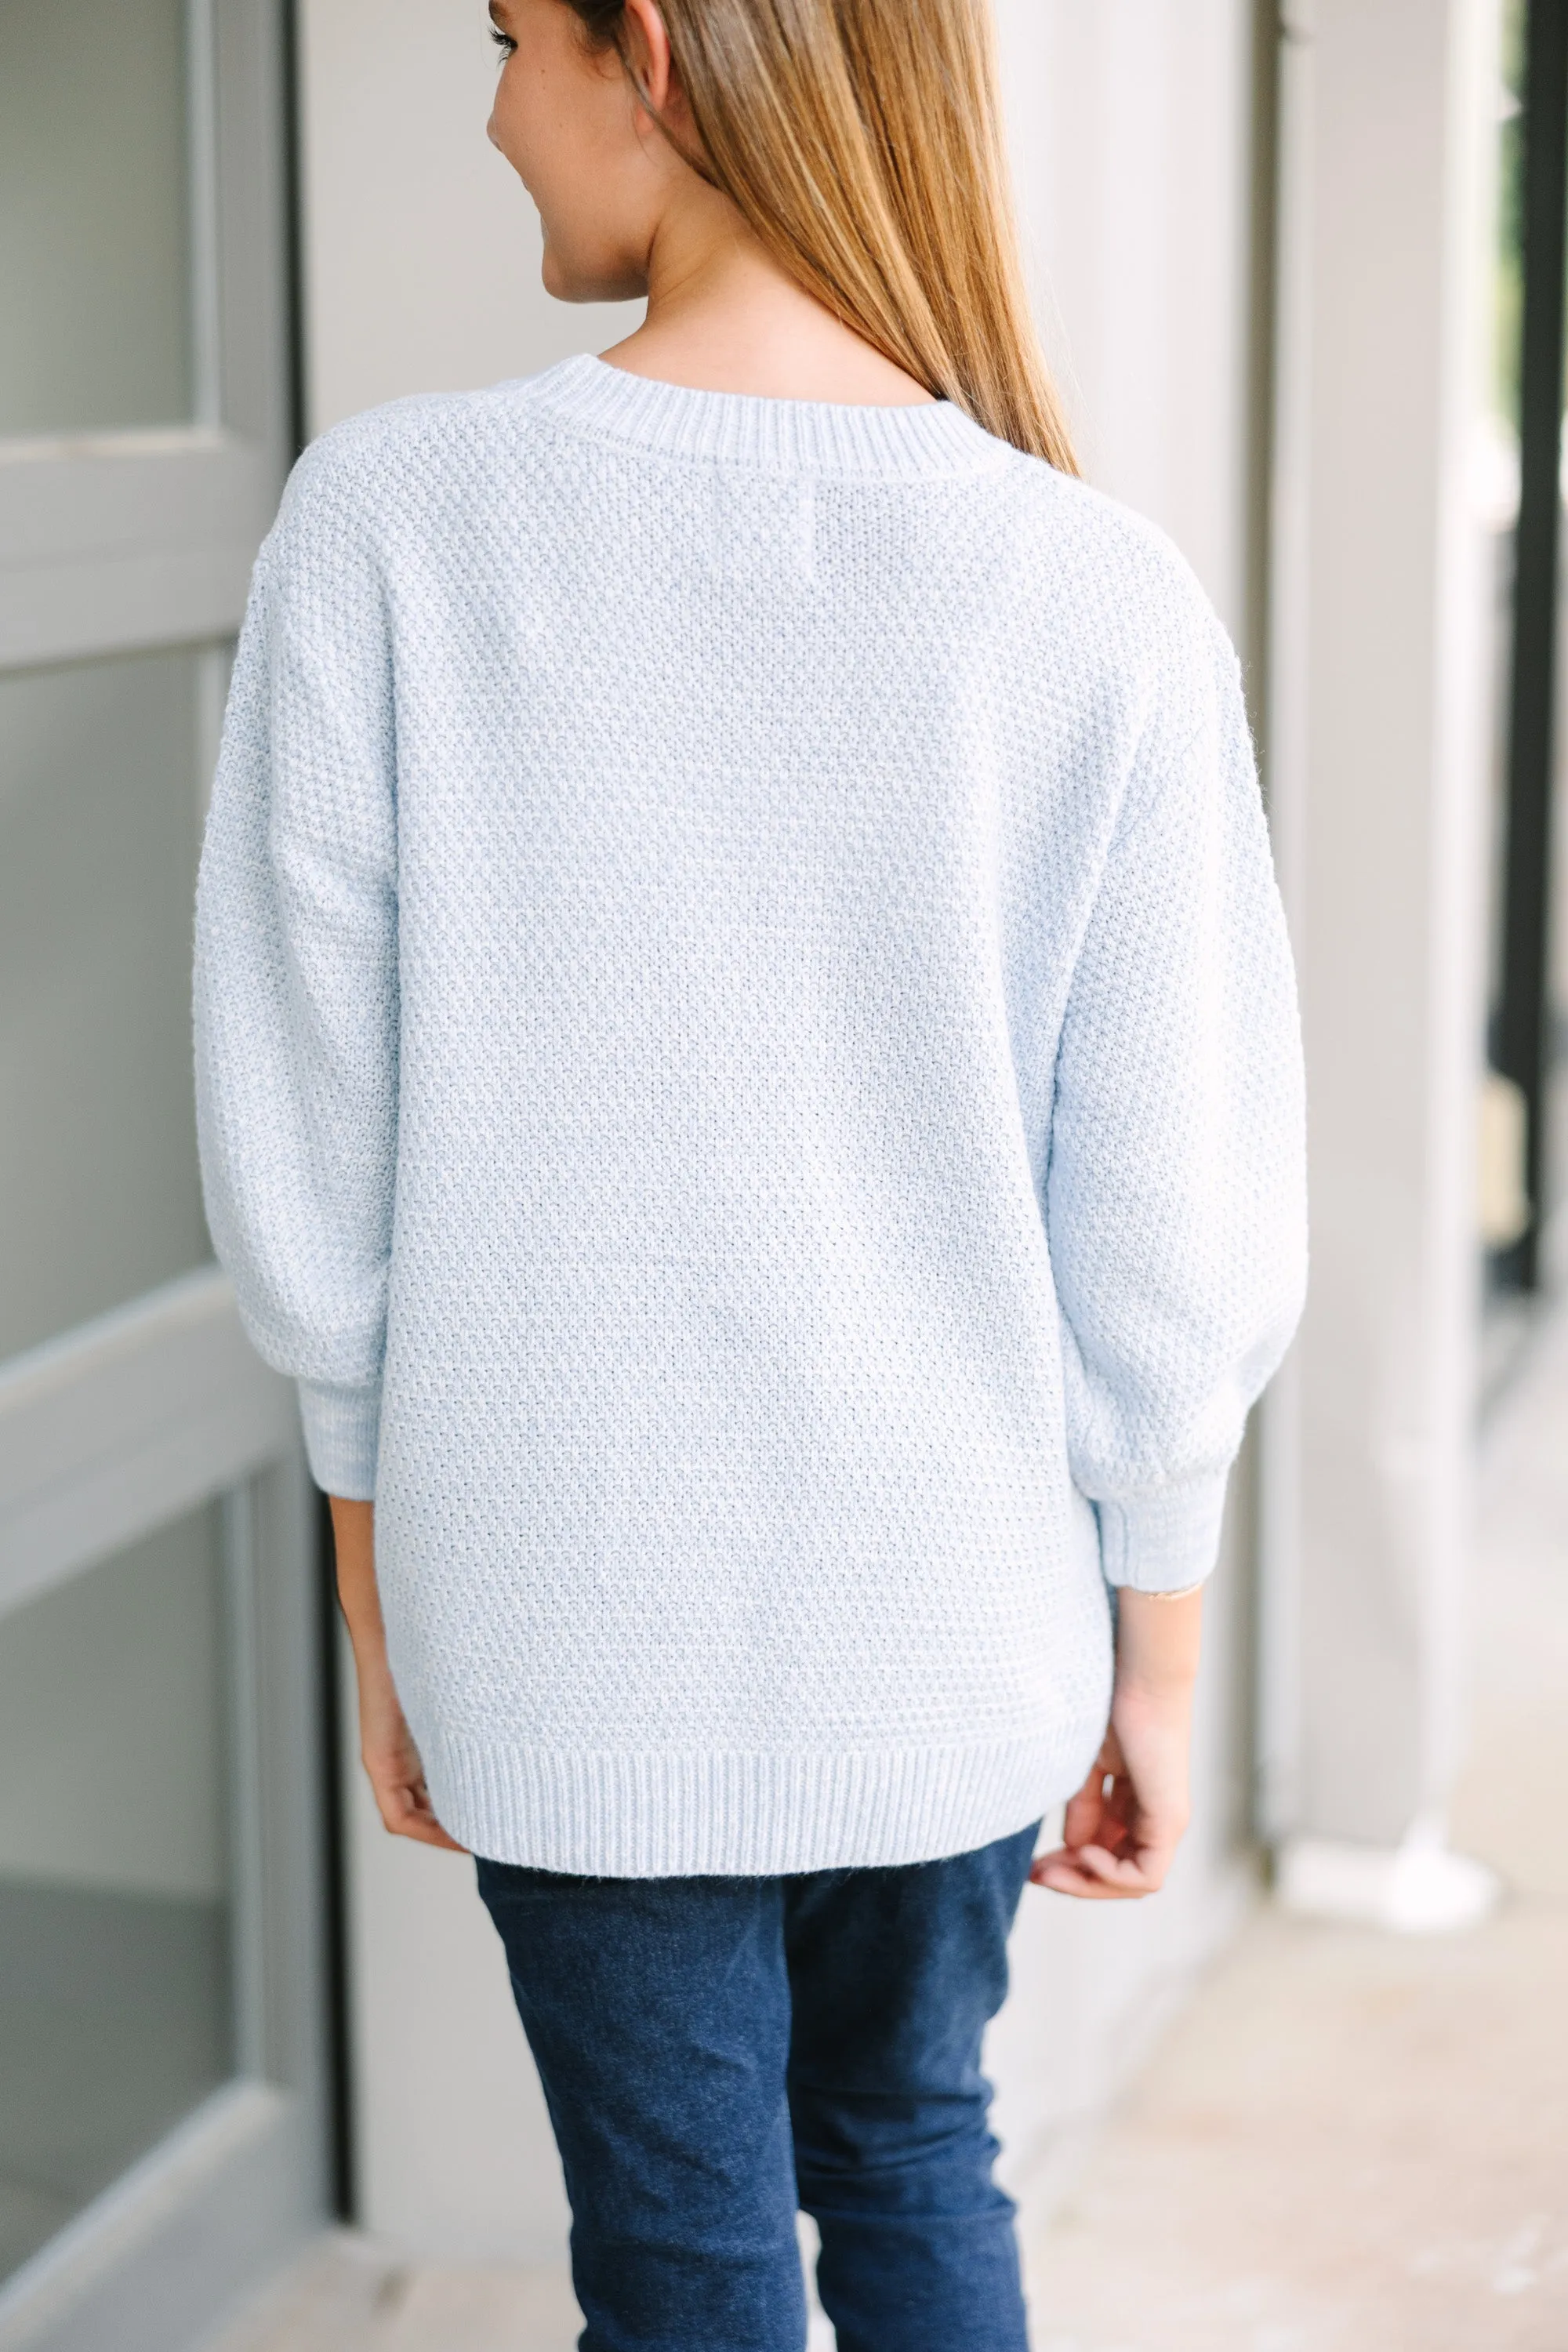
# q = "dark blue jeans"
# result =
<box><xmin>475</xmin><ymin>1821</ymin><xmax>1040</xmax><ymax>2352</ymax></box>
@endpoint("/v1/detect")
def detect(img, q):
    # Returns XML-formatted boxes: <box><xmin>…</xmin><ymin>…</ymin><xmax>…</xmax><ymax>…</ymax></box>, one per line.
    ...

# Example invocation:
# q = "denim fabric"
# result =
<box><xmin>475</xmin><ymin>1820</ymin><xmax>1040</xmax><ymax>2352</ymax></box>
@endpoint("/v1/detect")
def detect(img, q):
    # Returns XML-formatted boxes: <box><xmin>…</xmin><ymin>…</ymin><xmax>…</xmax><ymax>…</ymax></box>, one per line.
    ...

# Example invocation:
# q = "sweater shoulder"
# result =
<box><xmin>269</xmin><ymin>375</ymin><xmax>564</xmax><ymax>560</ymax></box>
<box><xmin>996</xmin><ymin>456</ymin><xmax>1234</xmax><ymax>673</ymax></box>
<box><xmin>961</xmin><ymin>457</ymin><xmax>1245</xmax><ymax>787</ymax></box>
<box><xmin>276</xmin><ymin>385</ymin><xmax>482</xmax><ymax>519</ymax></box>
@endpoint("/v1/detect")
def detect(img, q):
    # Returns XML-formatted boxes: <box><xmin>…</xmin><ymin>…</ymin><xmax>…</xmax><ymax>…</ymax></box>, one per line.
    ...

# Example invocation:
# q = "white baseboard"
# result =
<box><xmin>1275</xmin><ymin>1817</ymin><xmax>1501</xmax><ymax>1933</ymax></box>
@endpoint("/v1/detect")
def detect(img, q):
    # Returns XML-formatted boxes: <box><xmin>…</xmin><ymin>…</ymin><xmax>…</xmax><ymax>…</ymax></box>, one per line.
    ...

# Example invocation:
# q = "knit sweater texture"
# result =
<box><xmin>194</xmin><ymin>356</ymin><xmax>1307</xmax><ymax>1876</ymax></box>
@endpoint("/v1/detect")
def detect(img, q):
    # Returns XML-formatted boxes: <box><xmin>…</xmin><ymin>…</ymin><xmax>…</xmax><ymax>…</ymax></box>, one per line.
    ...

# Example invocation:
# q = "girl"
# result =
<box><xmin>194</xmin><ymin>1</ymin><xmax>1307</xmax><ymax>2345</ymax></box>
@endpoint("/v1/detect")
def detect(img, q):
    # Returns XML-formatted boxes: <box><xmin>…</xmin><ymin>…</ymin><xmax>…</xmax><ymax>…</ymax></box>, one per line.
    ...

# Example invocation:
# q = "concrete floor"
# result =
<box><xmin>214</xmin><ymin>1304</ymin><xmax>1568</xmax><ymax>2352</ymax></box>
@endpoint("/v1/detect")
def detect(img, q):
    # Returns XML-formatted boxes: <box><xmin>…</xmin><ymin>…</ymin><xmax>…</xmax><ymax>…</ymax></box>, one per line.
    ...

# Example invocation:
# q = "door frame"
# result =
<box><xmin>0</xmin><ymin>3</ymin><xmax>332</xmax><ymax>2342</ymax></box>
<box><xmin>0</xmin><ymin>1279</ymin><xmax>333</xmax><ymax>2352</ymax></box>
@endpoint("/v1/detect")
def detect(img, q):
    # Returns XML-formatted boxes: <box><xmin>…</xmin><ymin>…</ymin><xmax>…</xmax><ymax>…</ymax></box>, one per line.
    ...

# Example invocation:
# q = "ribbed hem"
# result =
<box><xmin>1094</xmin><ymin>1473</ymin><xmax>1230</xmax><ymax>1593</ymax></box>
<box><xmin>296</xmin><ymin>1377</ymin><xmax>381</xmax><ymax>1500</ymax></box>
<box><xmin>516</xmin><ymin>354</ymin><xmax>1012</xmax><ymax>482</ymax></box>
<box><xmin>420</xmin><ymin>1719</ymin><xmax>1103</xmax><ymax>1878</ymax></box>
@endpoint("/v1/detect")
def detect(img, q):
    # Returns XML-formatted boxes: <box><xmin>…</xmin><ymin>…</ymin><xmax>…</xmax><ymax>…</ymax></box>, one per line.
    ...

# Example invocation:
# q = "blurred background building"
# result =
<box><xmin>0</xmin><ymin>2</ymin><xmax>1561</xmax><ymax>2348</ymax></box>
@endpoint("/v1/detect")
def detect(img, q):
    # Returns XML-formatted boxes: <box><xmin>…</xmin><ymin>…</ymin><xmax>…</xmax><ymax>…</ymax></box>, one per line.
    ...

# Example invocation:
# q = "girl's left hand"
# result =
<box><xmin>1029</xmin><ymin>1585</ymin><xmax>1202</xmax><ymax>1900</ymax></box>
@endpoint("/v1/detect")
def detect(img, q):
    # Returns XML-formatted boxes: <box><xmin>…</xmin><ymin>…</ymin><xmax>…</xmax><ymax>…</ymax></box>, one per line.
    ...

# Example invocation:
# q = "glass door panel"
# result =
<box><xmin>0</xmin><ymin>0</ymin><xmax>194</xmax><ymax>436</ymax></box>
<box><xmin>0</xmin><ymin>1503</ymin><xmax>231</xmax><ymax>2285</ymax></box>
<box><xmin>0</xmin><ymin>648</ymin><xmax>213</xmax><ymax>1359</ymax></box>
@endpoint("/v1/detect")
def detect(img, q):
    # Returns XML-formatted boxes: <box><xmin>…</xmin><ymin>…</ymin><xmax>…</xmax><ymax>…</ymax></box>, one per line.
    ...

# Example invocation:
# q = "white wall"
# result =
<box><xmin>999</xmin><ymin>0</ymin><xmax>1254</xmax><ymax>637</ymax></box>
<box><xmin>1265</xmin><ymin>0</ymin><xmax>1500</xmax><ymax>1851</ymax></box>
<box><xmin>298</xmin><ymin>0</ymin><xmax>1265</xmax><ymax>2259</ymax></box>
<box><xmin>297</xmin><ymin>0</ymin><xmax>641</xmax><ymax>430</ymax></box>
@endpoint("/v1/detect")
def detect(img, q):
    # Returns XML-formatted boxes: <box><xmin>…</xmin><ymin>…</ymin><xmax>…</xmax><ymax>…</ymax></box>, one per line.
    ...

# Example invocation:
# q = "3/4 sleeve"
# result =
<box><xmin>1046</xmin><ymin>609</ymin><xmax>1307</xmax><ymax>1593</ymax></box>
<box><xmin>193</xmin><ymin>448</ymin><xmax>398</xmax><ymax>1501</ymax></box>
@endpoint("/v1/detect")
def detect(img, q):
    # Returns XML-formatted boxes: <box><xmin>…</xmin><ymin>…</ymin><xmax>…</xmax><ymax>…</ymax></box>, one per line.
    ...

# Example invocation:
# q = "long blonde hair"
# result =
<box><xmin>564</xmin><ymin>0</ymin><xmax>1079</xmax><ymax>471</ymax></box>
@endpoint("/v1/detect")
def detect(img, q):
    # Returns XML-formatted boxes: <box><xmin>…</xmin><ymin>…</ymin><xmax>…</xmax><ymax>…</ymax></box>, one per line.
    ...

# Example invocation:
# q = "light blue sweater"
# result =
<box><xmin>194</xmin><ymin>356</ymin><xmax>1306</xmax><ymax>1875</ymax></box>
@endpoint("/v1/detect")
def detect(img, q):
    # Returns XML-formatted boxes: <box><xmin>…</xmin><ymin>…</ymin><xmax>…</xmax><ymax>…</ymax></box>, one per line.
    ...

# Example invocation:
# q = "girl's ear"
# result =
<box><xmin>619</xmin><ymin>0</ymin><xmax>676</xmax><ymax>119</ymax></box>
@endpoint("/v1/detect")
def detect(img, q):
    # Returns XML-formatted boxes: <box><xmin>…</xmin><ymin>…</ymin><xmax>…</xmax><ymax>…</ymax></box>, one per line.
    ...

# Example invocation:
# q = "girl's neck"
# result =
<box><xmin>601</xmin><ymin>191</ymin><xmax>935</xmax><ymax>410</ymax></box>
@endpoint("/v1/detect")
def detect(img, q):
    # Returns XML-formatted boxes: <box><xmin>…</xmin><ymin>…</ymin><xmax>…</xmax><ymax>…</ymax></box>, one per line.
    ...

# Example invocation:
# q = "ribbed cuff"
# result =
<box><xmin>296</xmin><ymin>1377</ymin><xmax>382</xmax><ymax>1500</ymax></box>
<box><xmin>1094</xmin><ymin>1473</ymin><xmax>1230</xmax><ymax>1593</ymax></box>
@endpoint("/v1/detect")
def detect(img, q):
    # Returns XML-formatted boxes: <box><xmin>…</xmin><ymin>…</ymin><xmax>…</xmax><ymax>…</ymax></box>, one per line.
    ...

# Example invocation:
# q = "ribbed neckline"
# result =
<box><xmin>514</xmin><ymin>353</ymin><xmax>1012</xmax><ymax>481</ymax></box>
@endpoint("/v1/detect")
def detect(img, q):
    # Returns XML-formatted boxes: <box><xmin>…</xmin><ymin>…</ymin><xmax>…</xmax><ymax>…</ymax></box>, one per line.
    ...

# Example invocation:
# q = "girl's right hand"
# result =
<box><xmin>330</xmin><ymin>1495</ymin><xmax>468</xmax><ymax>1853</ymax></box>
<box><xmin>355</xmin><ymin>1645</ymin><xmax>468</xmax><ymax>1851</ymax></box>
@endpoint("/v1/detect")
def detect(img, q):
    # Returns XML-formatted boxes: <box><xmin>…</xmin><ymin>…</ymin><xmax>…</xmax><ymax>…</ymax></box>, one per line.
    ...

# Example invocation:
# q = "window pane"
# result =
<box><xmin>0</xmin><ymin>648</ymin><xmax>213</xmax><ymax>1361</ymax></box>
<box><xmin>0</xmin><ymin>0</ymin><xmax>193</xmax><ymax>436</ymax></box>
<box><xmin>0</xmin><ymin>1505</ymin><xmax>233</xmax><ymax>2283</ymax></box>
